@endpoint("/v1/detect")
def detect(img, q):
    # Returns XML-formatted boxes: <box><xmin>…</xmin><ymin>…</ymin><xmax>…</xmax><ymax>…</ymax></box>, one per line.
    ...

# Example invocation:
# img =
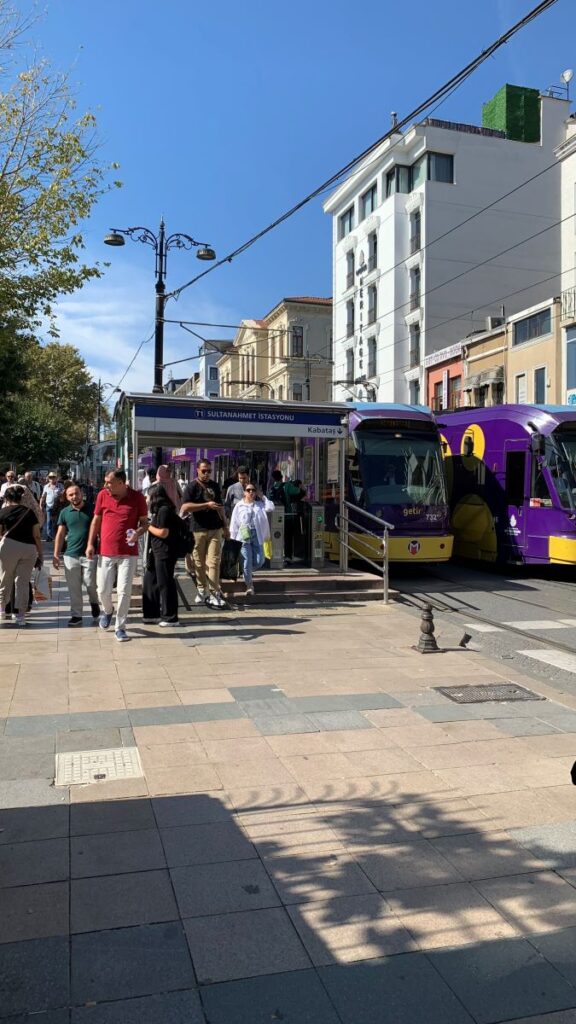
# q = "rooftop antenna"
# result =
<box><xmin>561</xmin><ymin>68</ymin><xmax>574</xmax><ymax>101</ymax></box>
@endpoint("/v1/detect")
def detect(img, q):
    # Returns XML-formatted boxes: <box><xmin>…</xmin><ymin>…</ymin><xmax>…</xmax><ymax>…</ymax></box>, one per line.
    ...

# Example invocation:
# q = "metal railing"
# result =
<box><xmin>339</xmin><ymin>500</ymin><xmax>394</xmax><ymax>603</ymax></box>
<box><xmin>562</xmin><ymin>286</ymin><xmax>576</xmax><ymax>322</ymax></box>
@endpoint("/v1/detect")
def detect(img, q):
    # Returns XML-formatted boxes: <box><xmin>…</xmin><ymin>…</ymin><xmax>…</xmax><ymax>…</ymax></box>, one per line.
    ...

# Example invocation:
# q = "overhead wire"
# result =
<box><xmin>166</xmin><ymin>0</ymin><xmax>560</xmax><ymax>303</ymax></box>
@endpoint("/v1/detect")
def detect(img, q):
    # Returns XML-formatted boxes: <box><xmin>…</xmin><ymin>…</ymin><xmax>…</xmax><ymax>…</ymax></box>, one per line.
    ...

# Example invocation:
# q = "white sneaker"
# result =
<box><xmin>194</xmin><ymin>589</ymin><xmax>207</xmax><ymax>605</ymax></box>
<box><xmin>245</xmin><ymin>586</ymin><xmax>254</xmax><ymax>597</ymax></box>
<box><xmin>208</xmin><ymin>592</ymin><xmax>225</xmax><ymax>608</ymax></box>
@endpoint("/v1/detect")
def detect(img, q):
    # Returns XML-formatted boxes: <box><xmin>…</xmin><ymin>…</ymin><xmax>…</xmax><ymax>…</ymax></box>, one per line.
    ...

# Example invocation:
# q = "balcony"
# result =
<box><xmin>562</xmin><ymin>286</ymin><xmax>576</xmax><ymax>323</ymax></box>
<box><xmin>410</xmin><ymin>232</ymin><xmax>421</xmax><ymax>255</ymax></box>
<box><xmin>410</xmin><ymin>292</ymin><xmax>420</xmax><ymax>312</ymax></box>
<box><xmin>346</xmin><ymin>321</ymin><xmax>354</xmax><ymax>338</ymax></box>
<box><xmin>346</xmin><ymin>271</ymin><xmax>354</xmax><ymax>290</ymax></box>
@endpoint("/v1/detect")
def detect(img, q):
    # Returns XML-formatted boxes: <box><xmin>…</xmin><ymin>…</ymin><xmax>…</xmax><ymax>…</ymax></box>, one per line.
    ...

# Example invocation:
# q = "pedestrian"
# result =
<box><xmin>0</xmin><ymin>470</ymin><xmax>17</xmax><ymax>499</ymax></box>
<box><xmin>0</xmin><ymin>486</ymin><xmax>43</xmax><ymax>627</ymax></box>
<box><xmin>86</xmin><ymin>468</ymin><xmax>148</xmax><ymax>642</ymax></box>
<box><xmin>284</xmin><ymin>478</ymin><xmax>306</xmax><ymax>562</ymax></box>
<box><xmin>40</xmin><ymin>472</ymin><xmax>63</xmax><ymax>541</ymax></box>
<box><xmin>156</xmin><ymin>465</ymin><xmax>181</xmax><ymax>510</ymax></box>
<box><xmin>229</xmin><ymin>482</ymin><xmax>270</xmax><ymax>596</ymax></box>
<box><xmin>224</xmin><ymin>465</ymin><xmax>250</xmax><ymax>517</ymax></box>
<box><xmin>23</xmin><ymin>471</ymin><xmax>42</xmax><ymax>501</ymax></box>
<box><xmin>141</xmin><ymin>467</ymin><xmax>157</xmax><ymax>498</ymax></box>
<box><xmin>181</xmin><ymin>458</ymin><xmax>229</xmax><ymax>608</ymax></box>
<box><xmin>142</xmin><ymin>483</ymin><xmax>180</xmax><ymax>626</ymax></box>
<box><xmin>267</xmin><ymin>469</ymin><xmax>287</xmax><ymax>509</ymax></box>
<box><xmin>53</xmin><ymin>483</ymin><xmax>100</xmax><ymax>627</ymax></box>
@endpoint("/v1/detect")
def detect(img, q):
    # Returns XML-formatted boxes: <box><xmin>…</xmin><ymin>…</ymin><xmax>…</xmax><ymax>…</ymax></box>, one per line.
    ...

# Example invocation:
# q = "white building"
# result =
<box><xmin>324</xmin><ymin>85</ymin><xmax>569</xmax><ymax>404</ymax></box>
<box><xmin>556</xmin><ymin>115</ymin><xmax>576</xmax><ymax>404</ymax></box>
<box><xmin>174</xmin><ymin>341</ymin><xmax>233</xmax><ymax>398</ymax></box>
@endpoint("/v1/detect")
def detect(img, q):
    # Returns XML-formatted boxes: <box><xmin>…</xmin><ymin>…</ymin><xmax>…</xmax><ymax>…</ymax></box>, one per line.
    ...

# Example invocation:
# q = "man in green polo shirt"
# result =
<box><xmin>53</xmin><ymin>483</ymin><xmax>100</xmax><ymax>627</ymax></box>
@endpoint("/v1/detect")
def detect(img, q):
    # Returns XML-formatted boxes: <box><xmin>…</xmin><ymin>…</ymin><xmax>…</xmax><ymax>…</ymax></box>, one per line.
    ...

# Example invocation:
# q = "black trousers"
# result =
<box><xmin>142</xmin><ymin>553</ymin><xmax>179</xmax><ymax>622</ymax></box>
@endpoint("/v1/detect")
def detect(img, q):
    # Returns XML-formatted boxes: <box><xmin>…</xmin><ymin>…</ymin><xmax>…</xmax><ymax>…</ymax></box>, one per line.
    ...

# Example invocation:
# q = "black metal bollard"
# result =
<box><xmin>416</xmin><ymin>604</ymin><xmax>440</xmax><ymax>654</ymax></box>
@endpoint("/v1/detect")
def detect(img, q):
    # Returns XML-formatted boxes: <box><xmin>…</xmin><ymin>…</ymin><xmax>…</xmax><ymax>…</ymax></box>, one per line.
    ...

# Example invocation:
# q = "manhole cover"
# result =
<box><xmin>435</xmin><ymin>684</ymin><xmax>544</xmax><ymax>704</ymax></box>
<box><xmin>55</xmin><ymin>747</ymin><xmax>143</xmax><ymax>787</ymax></box>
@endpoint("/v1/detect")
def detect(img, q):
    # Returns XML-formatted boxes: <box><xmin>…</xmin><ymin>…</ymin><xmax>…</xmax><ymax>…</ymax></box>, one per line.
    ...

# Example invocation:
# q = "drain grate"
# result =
<box><xmin>55</xmin><ymin>747</ymin><xmax>143</xmax><ymax>787</ymax></box>
<box><xmin>435</xmin><ymin>683</ymin><xmax>545</xmax><ymax>704</ymax></box>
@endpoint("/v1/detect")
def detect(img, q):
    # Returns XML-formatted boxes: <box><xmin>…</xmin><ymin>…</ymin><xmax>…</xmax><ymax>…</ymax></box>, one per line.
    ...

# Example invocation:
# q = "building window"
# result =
<box><xmin>493</xmin><ymin>381</ymin><xmax>504</xmax><ymax>405</ymax></box>
<box><xmin>410</xmin><ymin>152</ymin><xmax>454</xmax><ymax>190</ymax></box>
<box><xmin>208</xmin><ymin>366</ymin><xmax>218</xmax><ymax>381</ymax></box>
<box><xmin>448</xmin><ymin>375</ymin><xmax>461</xmax><ymax>410</ymax></box>
<box><xmin>292</xmin><ymin>383</ymin><xmax>303</xmax><ymax>401</ymax></box>
<box><xmin>367</xmin><ymin>337</ymin><xmax>377</xmax><ymax>377</ymax></box>
<box><xmin>338</xmin><ymin>206</ymin><xmax>354</xmax><ymax>240</ymax></box>
<box><xmin>385</xmin><ymin>165</ymin><xmax>410</xmax><ymax>197</ymax></box>
<box><xmin>432</xmin><ymin>380</ymin><xmax>443</xmax><ymax>412</ymax></box>
<box><xmin>410</xmin><ymin>210</ymin><xmax>421</xmax><ymax>254</ymax></box>
<box><xmin>346</xmin><ymin>250</ymin><xmax>355</xmax><ymax>289</ymax></box>
<box><xmin>368</xmin><ymin>232</ymin><xmax>378</xmax><ymax>272</ymax></box>
<box><xmin>367</xmin><ymin>285</ymin><xmax>377</xmax><ymax>325</ymax></box>
<box><xmin>346</xmin><ymin>348</ymin><xmax>354</xmax><ymax>384</ymax></box>
<box><xmin>515</xmin><ymin>373</ymin><xmax>527</xmax><ymax>403</ymax></box>
<box><xmin>409</xmin><ymin>379</ymin><xmax>420</xmax><ymax>405</ymax></box>
<box><xmin>409</xmin><ymin>323</ymin><xmax>420</xmax><ymax>367</ymax></box>
<box><xmin>534</xmin><ymin>366</ymin><xmax>546</xmax><ymax>404</ymax></box>
<box><xmin>361</xmin><ymin>183</ymin><xmax>377</xmax><ymax>219</ymax></box>
<box><xmin>346</xmin><ymin>299</ymin><xmax>354</xmax><ymax>338</ymax></box>
<box><xmin>410</xmin><ymin>267</ymin><xmax>421</xmax><ymax>311</ymax></box>
<box><xmin>567</xmin><ymin>327</ymin><xmax>576</xmax><ymax>390</ymax></box>
<box><xmin>278</xmin><ymin>384</ymin><xmax>283</xmax><ymax>401</ymax></box>
<box><xmin>513</xmin><ymin>308</ymin><xmax>552</xmax><ymax>346</ymax></box>
<box><xmin>291</xmin><ymin>326</ymin><xmax>304</xmax><ymax>358</ymax></box>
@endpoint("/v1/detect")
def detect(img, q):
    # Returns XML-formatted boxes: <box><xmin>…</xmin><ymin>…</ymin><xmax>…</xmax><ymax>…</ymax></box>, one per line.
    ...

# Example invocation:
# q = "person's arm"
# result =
<box><xmin>135</xmin><ymin>514</ymin><xmax>149</xmax><ymax>540</ymax></box>
<box><xmin>229</xmin><ymin>504</ymin><xmax>240</xmax><ymax>541</ymax></box>
<box><xmin>86</xmin><ymin>514</ymin><xmax>101</xmax><ymax>559</ymax></box>
<box><xmin>32</xmin><ymin>523</ymin><xmax>43</xmax><ymax>564</ymax></box>
<box><xmin>52</xmin><ymin>524</ymin><xmax>67</xmax><ymax>568</ymax></box>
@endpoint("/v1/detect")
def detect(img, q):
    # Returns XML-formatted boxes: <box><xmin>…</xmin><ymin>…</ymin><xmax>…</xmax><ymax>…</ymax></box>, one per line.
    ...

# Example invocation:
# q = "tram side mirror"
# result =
<box><xmin>531</xmin><ymin>433</ymin><xmax>545</xmax><ymax>456</ymax></box>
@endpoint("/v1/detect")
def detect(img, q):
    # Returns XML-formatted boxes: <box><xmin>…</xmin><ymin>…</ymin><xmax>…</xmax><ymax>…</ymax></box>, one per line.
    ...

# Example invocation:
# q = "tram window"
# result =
<box><xmin>505</xmin><ymin>452</ymin><xmax>525</xmax><ymax>507</ymax></box>
<box><xmin>531</xmin><ymin>460</ymin><xmax>552</xmax><ymax>506</ymax></box>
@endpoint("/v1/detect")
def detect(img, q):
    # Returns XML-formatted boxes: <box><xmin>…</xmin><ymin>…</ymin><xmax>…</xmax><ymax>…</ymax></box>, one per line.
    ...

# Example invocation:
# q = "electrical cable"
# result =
<box><xmin>166</xmin><ymin>0</ymin><xmax>559</xmax><ymax>302</ymax></box>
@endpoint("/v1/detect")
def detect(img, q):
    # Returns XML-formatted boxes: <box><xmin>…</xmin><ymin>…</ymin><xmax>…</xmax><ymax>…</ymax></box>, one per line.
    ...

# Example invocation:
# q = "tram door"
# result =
<box><xmin>503</xmin><ymin>441</ymin><xmax>527</xmax><ymax>561</ymax></box>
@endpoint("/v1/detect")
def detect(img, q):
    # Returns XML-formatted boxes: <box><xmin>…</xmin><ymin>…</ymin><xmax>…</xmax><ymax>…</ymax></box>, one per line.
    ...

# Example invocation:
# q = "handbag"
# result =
<box><xmin>32</xmin><ymin>565</ymin><xmax>53</xmax><ymax>602</ymax></box>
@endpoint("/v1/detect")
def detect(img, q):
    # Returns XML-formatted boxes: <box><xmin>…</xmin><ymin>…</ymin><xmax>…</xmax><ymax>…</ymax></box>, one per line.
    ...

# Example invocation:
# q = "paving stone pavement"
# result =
<box><xmin>2</xmin><ymin>577</ymin><xmax>576</xmax><ymax>1022</ymax></box>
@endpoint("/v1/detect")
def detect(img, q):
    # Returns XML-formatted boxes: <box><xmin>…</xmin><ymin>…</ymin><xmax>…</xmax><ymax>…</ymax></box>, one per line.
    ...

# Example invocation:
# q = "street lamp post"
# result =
<box><xmin>104</xmin><ymin>220</ymin><xmax>216</xmax><ymax>394</ymax></box>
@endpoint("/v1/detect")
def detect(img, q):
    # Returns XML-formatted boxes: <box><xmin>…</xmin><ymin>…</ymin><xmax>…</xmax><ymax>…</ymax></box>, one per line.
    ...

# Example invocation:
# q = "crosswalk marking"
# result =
<box><xmin>464</xmin><ymin>622</ymin><xmax>503</xmax><ymax>633</ymax></box>
<box><xmin>518</xmin><ymin>649</ymin><xmax>576</xmax><ymax>674</ymax></box>
<box><xmin>503</xmin><ymin>620</ymin><xmax>570</xmax><ymax>630</ymax></box>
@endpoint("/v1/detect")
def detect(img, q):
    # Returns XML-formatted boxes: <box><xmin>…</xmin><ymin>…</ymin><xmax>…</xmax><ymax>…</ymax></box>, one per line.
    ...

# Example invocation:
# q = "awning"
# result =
<box><xmin>464</xmin><ymin>365</ymin><xmax>504</xmax><ymax>389</ymax></box>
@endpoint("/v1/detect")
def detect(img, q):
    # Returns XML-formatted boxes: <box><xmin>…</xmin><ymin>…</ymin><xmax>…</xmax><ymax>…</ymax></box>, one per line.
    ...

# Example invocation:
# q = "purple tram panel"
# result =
<box><xmin>438</xmin><ymin>404</ymin><xmax>576</xmax><ymax>565</ymax></box>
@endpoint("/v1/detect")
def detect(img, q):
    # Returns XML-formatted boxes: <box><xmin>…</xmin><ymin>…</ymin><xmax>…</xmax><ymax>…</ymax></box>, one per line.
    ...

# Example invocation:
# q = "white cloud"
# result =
<box><xmin>52</xmin><ymin>261</ymin><xmax>242</xmax><ymax>397</ymax></box>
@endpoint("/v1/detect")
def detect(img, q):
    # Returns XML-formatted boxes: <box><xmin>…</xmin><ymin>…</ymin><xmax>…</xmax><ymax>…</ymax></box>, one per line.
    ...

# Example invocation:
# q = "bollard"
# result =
<box><xmin>416</xmin><ymin>604</ymin><xmax>440</xmax><ymax>654</ymax></box>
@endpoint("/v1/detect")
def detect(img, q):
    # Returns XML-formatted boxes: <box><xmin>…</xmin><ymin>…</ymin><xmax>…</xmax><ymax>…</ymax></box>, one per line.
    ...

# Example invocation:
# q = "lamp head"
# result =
<box><xmin>104</xmin><ymin>230</ymin><xmax>126</xmax><ymax>247</ymax></box>
<box><xmin>196</xmin><ymin>246</ymin><xmax>216</xmax><ymax>262</ymax></box>
<box><xmin>561</xmin><ymin>69</ymin><xmax>574</xmax><ymax>85</ymax></box>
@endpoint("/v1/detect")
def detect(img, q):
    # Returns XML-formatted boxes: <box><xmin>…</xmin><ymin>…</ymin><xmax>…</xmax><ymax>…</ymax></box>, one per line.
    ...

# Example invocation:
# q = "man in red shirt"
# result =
<box><xmin>86</xmin><ymin>469</ymin><xmax>148</xmax><ymax>642</ymax></box>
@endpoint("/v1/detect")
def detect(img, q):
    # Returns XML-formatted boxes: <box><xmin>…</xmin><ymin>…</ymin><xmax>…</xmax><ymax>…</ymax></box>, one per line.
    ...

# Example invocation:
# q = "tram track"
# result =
<box><xmin>396</xmin><ymin>566</ymin><xmax>576</xmax><ymax>658</ymax></box>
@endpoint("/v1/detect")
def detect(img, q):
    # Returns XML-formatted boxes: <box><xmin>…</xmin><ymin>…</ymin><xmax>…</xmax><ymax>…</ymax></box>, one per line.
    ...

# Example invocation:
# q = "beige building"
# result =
<box><xmin>218</xmin><ymin>297</ymin><xmax>332</xmax><ymax>402</ymax></box>
<box><xmin>460</xmin><ymin>297</ymin><xmax>562</xmax><ymax>406</ymax></box>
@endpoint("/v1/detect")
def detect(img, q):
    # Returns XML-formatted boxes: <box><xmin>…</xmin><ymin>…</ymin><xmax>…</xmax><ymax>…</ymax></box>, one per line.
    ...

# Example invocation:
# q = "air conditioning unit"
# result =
<box><xmin>486</xmin><ymin>316</ymin><xmax>505</xmax><ymax>331</ymax></box>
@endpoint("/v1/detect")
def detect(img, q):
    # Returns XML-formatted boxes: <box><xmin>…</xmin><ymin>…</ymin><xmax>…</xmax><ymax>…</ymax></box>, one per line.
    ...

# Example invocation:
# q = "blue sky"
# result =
<box><xmin>24</xmin><ymin>0</ymin><xmax>575</xmax><ymax>400</ymax></box>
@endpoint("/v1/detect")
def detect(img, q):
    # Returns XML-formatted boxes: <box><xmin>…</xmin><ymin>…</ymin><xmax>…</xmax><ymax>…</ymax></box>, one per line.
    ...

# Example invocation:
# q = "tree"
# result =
<box><xmin>0</xmin><ymin>2</ymin><xmax>121</xmax><ymax>333</ymax></box>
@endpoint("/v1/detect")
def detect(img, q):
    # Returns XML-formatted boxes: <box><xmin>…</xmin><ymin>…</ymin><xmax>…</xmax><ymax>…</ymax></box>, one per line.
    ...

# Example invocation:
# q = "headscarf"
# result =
<box><xmin>157</xmin><ymin>465</ymin><xmax>181</xmax><ymax>510</ymax></box>
<box><xmin>13</xmin><ymin>483</ymin><xmax>44</xmax><ymax>527</ymax></box>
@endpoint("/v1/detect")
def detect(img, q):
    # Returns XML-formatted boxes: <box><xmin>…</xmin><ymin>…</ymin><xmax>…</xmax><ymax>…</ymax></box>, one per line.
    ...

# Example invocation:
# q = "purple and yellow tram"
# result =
<box><xmin>439</xmin><ymin>405</ymin><xmax>576</xmax><ymax>565</ymax></box>
<box><xmin>325</xmin><ymin>404</ymin><xmax>453</xmax><ymax>563</ymax></box>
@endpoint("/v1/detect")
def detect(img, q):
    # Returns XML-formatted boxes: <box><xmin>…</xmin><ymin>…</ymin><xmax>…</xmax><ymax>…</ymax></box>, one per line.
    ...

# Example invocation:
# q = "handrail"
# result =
<box><xmin>344</xmin><ymin>500</ymin><xmax>394</xmax><ymax>531</ymax></box>
<box><xmin>341</xmin><ymin>500</ymin><xmax>393</xmax><ymax>604</ymax></box>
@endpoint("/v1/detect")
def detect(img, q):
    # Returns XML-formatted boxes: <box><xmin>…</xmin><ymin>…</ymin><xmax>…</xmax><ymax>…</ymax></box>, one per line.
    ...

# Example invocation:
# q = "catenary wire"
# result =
<box><xmin>166</xmin><ymin>0</ymin><xmax>559</xmax><ymax>303</ymax></box>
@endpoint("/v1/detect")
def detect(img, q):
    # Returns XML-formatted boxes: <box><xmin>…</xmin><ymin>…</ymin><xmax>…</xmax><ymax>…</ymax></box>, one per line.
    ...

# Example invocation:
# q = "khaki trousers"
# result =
<box><xmin>192</xmin><ymin>528</ymin><xmax>222</xmax><ymax>594</ymax></box>
<box><xmin>0</xmin><ymin>537</ymin><xmax>37</xmax><ymax>615</ymax></box>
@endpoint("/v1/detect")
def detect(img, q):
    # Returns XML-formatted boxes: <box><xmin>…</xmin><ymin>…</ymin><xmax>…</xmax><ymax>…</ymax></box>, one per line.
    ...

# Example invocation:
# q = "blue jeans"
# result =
<box><xmin>240</xmin><ymin>530</ymin><xmax>263</xmax><ymax>587</ymax></box>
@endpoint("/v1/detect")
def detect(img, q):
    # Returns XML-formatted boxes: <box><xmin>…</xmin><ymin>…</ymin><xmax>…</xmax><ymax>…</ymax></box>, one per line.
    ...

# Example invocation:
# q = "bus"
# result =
<box><xmin>325</xmin><ymin>404</ymin><xmax>453</xmax><ymax>563</ymax></box>
<box><xmin>439</xmin><ymin>404</ymin><xmax>576</xmax><ymax>565</ymax></box>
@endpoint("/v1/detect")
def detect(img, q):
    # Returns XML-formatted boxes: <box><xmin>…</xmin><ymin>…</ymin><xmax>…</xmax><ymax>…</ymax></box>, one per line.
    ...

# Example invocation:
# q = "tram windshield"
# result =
<box><xmin>547</xmin><ymin>430</ymin><xmax>576</xmax><ymax>510</ymax></box>
<box><xmin>350</xmin><ymin>427</ymin><xmax>448</xmax><ymax>507</ymax></box>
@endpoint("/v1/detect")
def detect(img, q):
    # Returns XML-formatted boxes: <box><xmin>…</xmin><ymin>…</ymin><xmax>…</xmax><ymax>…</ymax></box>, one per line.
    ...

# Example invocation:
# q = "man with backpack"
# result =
<box><xmin>181</xmin><ymin>459</ymin><xmax>229</xmax><ymax>608</ymax></box>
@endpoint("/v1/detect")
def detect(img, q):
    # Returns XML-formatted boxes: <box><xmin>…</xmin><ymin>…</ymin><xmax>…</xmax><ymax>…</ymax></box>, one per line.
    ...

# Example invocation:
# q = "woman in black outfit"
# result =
<box><xmin>142</xmin><ymin>484</ymin><xmax>179</xmax><ymax>626</ymax></box>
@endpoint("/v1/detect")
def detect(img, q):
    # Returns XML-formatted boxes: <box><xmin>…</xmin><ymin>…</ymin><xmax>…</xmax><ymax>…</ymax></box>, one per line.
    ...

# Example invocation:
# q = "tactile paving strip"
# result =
<box><xmin>435</xmin><ymin>683</ymin><xmax>544</xmax><ymax>704</ymax></box>
<box><xmin>55</xmin><ymin>747</ymin><xmax>143</xmax><ymax>787</ymax></box>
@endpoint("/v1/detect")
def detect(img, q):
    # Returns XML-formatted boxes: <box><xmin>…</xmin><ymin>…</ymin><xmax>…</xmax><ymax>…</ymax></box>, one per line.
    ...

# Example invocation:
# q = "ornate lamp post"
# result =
<box><xmin>104</xmin><ymin>220</ymin><xmax>216</xmax><ymax>394</ymax></box>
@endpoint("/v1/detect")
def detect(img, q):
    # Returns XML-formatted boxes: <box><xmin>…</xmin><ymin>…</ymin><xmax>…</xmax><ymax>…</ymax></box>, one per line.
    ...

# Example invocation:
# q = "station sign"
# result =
<box><xmin>134</xmin><ymin>402</ymin><xmax>346</xmax><ymax>439</ymax></box>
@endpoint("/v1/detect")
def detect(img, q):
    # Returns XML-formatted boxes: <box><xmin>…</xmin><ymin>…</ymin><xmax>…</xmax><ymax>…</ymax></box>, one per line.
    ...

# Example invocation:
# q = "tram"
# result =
<box><xmin>439</xmin><ymin>405</ymin><xmax>576</xmax><ymax>565</ymax></box>
<box><xmin>324</xmin><ymin>404</ymin><xmax>453</xmax><ymax>563</ymax></box>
